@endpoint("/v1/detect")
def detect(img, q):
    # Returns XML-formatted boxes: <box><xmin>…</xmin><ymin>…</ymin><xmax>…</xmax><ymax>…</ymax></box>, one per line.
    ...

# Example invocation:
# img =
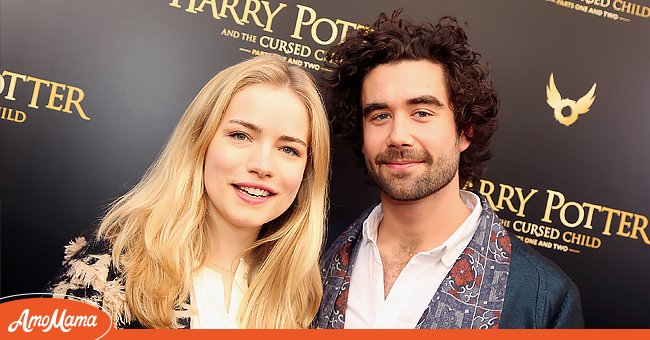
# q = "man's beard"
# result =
<box><xmin>365</xmin><ymin>143</ymin><xmax>460</xmax><ymax>202</ymax></box>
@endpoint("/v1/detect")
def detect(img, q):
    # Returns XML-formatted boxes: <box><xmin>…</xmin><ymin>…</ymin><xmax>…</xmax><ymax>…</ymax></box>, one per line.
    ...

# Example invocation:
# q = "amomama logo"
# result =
<box><xmin>0</xmin><ymin>294</ymin><xmax>112</xmax><ymax>339</ymax></box>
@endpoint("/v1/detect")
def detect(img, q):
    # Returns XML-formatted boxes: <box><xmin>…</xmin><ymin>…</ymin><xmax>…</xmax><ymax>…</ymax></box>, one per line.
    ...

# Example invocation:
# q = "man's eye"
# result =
<box><xmin>415</xmin><ymin>111</ymin><xmax>431</xmax><ymax>118</ymax></box>
<box><xmin>281</xmin><ymin>146</ymin><xmax>300</xmax><ymax>157</ymax></box>
<box><xmin>373</xmin><ymin>113</ymin><xmax>390</xmax><ymax>120</ymax></box>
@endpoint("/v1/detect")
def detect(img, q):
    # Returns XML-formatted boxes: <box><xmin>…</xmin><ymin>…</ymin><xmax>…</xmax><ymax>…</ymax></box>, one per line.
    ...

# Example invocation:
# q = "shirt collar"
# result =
<box><xmin>360</xmin><ymin>190</ymin><xmax>482</xmax><ymax>268</ymax></box>
<box><xmin>440</xmin><ymin>190</ymin><xmax>481</xmax><ymax>267</ymax></box>
<box><xmin>361</xmin><ymin>203</ymin><xmax>383</xmax><ymax>245</ymax></box>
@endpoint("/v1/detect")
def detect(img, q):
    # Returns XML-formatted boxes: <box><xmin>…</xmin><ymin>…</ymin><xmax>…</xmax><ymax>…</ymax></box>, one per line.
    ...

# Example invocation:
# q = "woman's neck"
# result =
<box><xmin>206</xmin><ymin>215</ymin><xmax>261</xmax><ymax>272</ymax></box>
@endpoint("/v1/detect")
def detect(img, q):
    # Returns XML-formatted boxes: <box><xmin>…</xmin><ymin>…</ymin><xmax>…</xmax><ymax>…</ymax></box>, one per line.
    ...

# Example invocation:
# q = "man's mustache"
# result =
<box><xmin>374</xmin><ymin>148</ymin><xmax>433</xmax><ymax>165</ymax></box>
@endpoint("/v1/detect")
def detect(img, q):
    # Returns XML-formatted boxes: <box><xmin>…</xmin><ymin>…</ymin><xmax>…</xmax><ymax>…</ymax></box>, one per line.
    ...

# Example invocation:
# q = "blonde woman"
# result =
<box><xmin>46</xmin><ymin>54</ymin><xmax>330</xmax><ymax>329</ymax></box>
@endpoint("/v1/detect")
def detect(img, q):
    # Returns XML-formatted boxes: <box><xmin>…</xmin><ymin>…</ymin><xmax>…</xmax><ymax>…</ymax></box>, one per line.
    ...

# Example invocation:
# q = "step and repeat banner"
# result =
<box><xmin>1</xmin><ymin>0</ymin><xmax>648</xmax><ymax>328</ymax></box>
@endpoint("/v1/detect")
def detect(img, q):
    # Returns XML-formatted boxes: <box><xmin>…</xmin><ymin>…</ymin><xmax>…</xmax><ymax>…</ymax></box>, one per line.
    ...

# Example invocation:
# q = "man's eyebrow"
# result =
<box><xmin>362</xmin><ymin>102</ymin><xmax>389</xmax><ymax>116</ymax></box>
<box><xmin>279</xmin><ymin>136</ymin><xmax>307</xmax><ymax>147</ymax></box>
<box><xmin>407</xmin><ymin>95</ymin><xmax>445</xmax><ymax>107</ymax></box>
<box><xmin>228</xmin><ymin>119</ymin><xmax>261</xmax><ymax>133</ymax></box>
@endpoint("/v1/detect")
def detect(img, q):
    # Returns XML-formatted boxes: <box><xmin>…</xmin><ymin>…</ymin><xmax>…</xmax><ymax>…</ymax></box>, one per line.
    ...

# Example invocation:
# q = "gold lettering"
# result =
<box><xmin>196</xmin><ymin>0</ymin><xmax>221</xmax><ymax>19</ymax></box>
<box><xmin>14</xmin><ymin>110</ymin><xmax>26</xmax><ymax>123</ymax></box>
<box><xmin>560</xmin><ymin>201</ymin><xmax>584</xmax><ymax>228</ymax></box>
<box><xmin>530</xmin><ymin>223</ymin><xmax>540</xmax><ymax>237</ymax></box>
<box><xmin>291</xmin><ymin>4</ymin><xmax>316</xmax><ymax>40</ymax></box>
<box><xmin>542</xmin><ymin>189</ymin><xmax>565</xmax><ymax>223</ymax></box>
<box><xmin>515</xmin><ymin>187</ymin><xmax>538</xmax><ymax>217</ymax></box>
<box><xmin>1</xmin><ymin>70</ymin><xmax>27</xmax><ymax>101</ymax></box>
<box><xmin>219</xmin><ymin>0</ymin><xmax>244</xmax><ymax>25</ymax></box>
<box><xmin>46</xmin><ymin>81</ymin><xmax>66</xmax><ymax>111</ymax></box>
<box><xmin>169</xmin><ymin>0</ymin><xmax>198</xmax><ymax>13</ymax></box>
<box><xmin>496</xmin><ymin>184</ymin><xmax>517</xmax><ymax>214</ymax></box>
<box><xmin>241</xmin><ymin>0</ymin><xmax>263</xmax><ymax>25</ymax></box>
<box><xmin>311</xmin><ymin>17</ymin><xmax>338</xmax><ymax>45</ymax></box>
<box><xmin>260</xmin><ymin>1</ymin><xmax>286</xmax><ymax>32</ymax></box>
<box><xmin>616</xmin><ymin>211</ymin><xmax>633</xmax><ymax>237</ymax></box>
<box><xmin>0</xmin><ymin>107</ymin><xmax>26</xmax><ymax>123</ymax></box>
<box><xmin>478</xmin><ymin>179</ymin><xmax>497</xmax><ymax>210</ymax></box>
<box><xmin>335</xmin><ymin>19</ymin><xmax>358</xmax><ymax>43</ymax></box>
<box><xmin>601</xmin><ymin>206</ymin><xmax>621</xmax><ymax>236</ymax></box>
<box><xmin>592</xmin><ymin>236</ymin><xmax>601</xmax><ymax>248</ymax></box>
<box><xmin>314</xmin><ymin>48</ymin><xmax>326</xmax><ymax>61</ymax></box>
<box><xmin>63</xmin><ymin>85</ymin><xmax>90</xmax><ymax>120</ymax></box>
<box><xmin>630</xmin><ymin>214</ymin><xmax>650</xmax><ymax>244</ymax></box>
<box><xmin>620</xmin><ymin>0</ymin><xmax>632</xmax><ymax>13</ymax></box>
<box><xmin>581</xmin><ymin>202</ymin><xmax>602</xmax><ymax>230</ymax></box>
<box><xmin>613</xmin><ymin>0</ymin><xmax>650</xmax><ymax>17</ymax></box>
<box><xmin>26</xmin><ymin>76</ymin><xmax>51</xmax><ymax>109</ymax></box>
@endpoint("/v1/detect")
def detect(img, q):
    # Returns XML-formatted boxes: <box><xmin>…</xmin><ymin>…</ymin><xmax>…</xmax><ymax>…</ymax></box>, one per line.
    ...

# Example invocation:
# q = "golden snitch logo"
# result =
<box><xmin>546</xmin><ymin>73</ymin><xmax>597</xmax><ymax>127</ymax></box>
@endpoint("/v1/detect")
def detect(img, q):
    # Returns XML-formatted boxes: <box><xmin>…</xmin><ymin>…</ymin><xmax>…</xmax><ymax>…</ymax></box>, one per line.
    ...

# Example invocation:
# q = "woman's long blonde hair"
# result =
<box><xmin>97</xmin><ymin>54</ymin><xmax>330</xmax><ymax>328</ymax></box>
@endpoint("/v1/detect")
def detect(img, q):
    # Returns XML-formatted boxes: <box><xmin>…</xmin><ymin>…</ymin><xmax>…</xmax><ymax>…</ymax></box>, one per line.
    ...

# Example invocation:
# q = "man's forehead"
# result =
<box><xmin>360</xmin><ymin>61</ymin><xmax>449</xmax><ymax>105</ymax></box>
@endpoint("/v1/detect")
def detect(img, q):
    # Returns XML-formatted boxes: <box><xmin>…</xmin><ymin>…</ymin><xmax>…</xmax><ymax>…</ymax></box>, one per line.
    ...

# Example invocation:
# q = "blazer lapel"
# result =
<box><xmin>317</xmin><ymin>211</ymin><xmax>368</xmax><ymax>328</ymax></box>
<box><xmin>417</xmin><ymin>195</ymin><xmax>512</xmax><ymax>329</ymax></box>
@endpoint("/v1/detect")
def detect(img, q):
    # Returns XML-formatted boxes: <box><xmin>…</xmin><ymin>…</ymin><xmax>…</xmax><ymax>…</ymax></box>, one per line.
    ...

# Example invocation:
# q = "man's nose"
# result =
<box><xmin>386</xmin><ymin>114</ymin><xmax>414</xmax><ymax>148</ymax></box>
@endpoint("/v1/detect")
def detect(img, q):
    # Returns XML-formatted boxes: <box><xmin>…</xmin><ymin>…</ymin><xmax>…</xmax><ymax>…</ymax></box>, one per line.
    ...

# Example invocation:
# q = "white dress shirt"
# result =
<box><xmin>190</xmin><ymin>259</ymin><xmax>249</xmax><ymax>329</ymax></box>
<box><xmin>345</xmin><ymin>190</ymin><xmax>482</xmax><ymax>328</ymax></box>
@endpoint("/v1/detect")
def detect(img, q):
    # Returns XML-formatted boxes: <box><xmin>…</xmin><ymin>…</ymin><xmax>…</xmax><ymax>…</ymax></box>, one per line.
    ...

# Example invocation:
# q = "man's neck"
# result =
<box><xmin>376</xmin><ymin>184</ymin><xmax>472</xmax><ymax>252</ymax></box>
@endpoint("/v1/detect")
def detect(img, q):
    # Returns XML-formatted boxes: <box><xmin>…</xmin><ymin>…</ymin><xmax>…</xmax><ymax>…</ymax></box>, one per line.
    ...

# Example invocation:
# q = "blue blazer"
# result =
<box><xmin>315</xmin><ymin>195</ymin><xmax>584</xmax><ymax>329</ymax></box>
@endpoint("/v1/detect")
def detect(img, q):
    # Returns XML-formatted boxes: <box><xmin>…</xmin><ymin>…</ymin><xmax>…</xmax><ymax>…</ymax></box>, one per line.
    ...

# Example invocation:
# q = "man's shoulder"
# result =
<box><xmin>472</xmin><ymin>193</ymin><xmax>574</xmax><ymax>288</ymax></box>
<box><xmin>321</xmin><ymin>206</ymin><xmax>376</xmax><ymax>266</ymax></box>
<box><xmin>329</xmin><ymin>206</ymin><xmax>375</xmax><ymax>244</ymax></box>
<box><xmin>508</xmin><ymin>233</ymin><xmax>575</xmax><ymax>287</ymax></box>
<box><xmin>501</xmin><ymin>232</ymin><xmax>584</xmax><ymax>328</ymax></box>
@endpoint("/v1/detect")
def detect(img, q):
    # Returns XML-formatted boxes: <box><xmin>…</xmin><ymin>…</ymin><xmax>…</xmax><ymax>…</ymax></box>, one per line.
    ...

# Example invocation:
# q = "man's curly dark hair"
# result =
<box><xmin>324</xmin><ymin>9</ymin><xmax>499</xmax><ymax>187</ymax></box>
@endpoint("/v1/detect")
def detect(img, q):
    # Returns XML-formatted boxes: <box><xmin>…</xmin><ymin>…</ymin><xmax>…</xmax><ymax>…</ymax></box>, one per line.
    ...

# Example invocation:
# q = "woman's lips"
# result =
<box><xmin>232</xmin><ymin>183</ymin><xmax>275</xmax><ymax>204</ymax></box>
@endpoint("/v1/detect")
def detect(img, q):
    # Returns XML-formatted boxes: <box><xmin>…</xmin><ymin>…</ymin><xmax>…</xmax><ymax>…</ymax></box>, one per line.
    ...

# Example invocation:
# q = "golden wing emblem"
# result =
<box><xmin>546</xmin><ymin>73</ymin><xmax>597</xmax><ymax>127</ymax></box>
<box><xmin>573</xmin><ymin>83</ymin><xmax>597</xmax><ymax>116</ymax></box>
<box><xmin>546</xmin><ymin>73</ymin><xmax>563</xmax><ymax>109</ymax></box>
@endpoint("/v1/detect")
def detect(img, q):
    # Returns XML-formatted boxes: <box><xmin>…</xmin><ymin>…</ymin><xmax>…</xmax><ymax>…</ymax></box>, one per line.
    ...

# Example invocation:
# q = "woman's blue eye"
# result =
<box><xmin>282</xmin><ymin>146</ymin><xmax>300</xmax><ymax>156</ymax></box>
<box><xmin>231</xmin><ymin>132</ymin><xmax>249</xmax><ymax>141</ymax></box>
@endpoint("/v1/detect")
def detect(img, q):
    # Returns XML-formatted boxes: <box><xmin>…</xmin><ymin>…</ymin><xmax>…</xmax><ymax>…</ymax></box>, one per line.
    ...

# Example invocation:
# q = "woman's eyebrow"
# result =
<box><xmin>228</xmin><ymin>119</ymin><xmax>262</xmax><ymax>133</ymax></box>
<box><xmin>279</xmin><ymin>135</ymin><xmax>307</xmax><ymax>147</ymax></box>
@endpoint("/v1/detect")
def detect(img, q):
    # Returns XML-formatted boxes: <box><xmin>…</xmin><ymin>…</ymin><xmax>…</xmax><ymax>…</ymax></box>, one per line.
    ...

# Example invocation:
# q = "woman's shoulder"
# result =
<box><xmin>47</xmin><ymin>232</ymin><xmax>115</xmax><ymax>292</ymax></box>
<box><xmin>63</xmin><ymin>232</ymin><xmax>113</xmax><ymax>259</ymax></box>
<box><xmin>46</xmin><ymin>231</ymin><xmax>134</xmax><ymax>327</ymax></box>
